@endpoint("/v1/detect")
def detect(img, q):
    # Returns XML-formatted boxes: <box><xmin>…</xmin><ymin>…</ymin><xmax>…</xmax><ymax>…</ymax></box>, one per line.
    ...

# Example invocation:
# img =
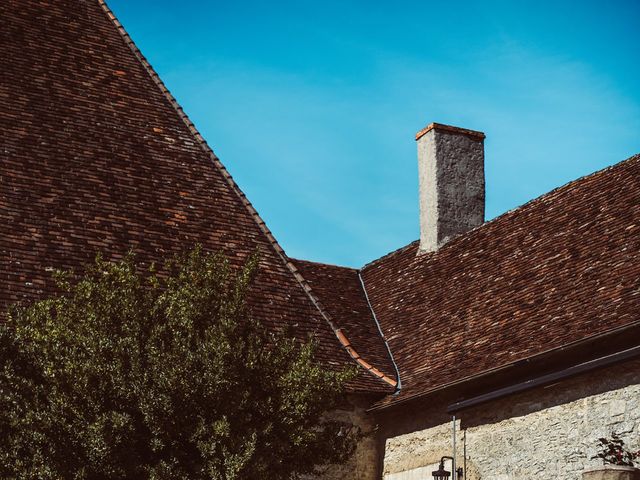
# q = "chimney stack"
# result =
<box><xmin>416</xmin><ymin>122</ymin><xmax>486</xmax><ymax>253</ymax></box>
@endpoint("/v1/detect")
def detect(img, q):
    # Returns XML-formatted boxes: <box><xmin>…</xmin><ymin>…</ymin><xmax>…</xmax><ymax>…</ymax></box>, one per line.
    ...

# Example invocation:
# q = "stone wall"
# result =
<box><xmin>308</xmin><ymin>394</ymin><xmax>381</xmax><ymax>480</ymax></box>
<box><xmin>379</xmin><ymin>359</ymin><xmax>640</xmax><ymax>480</ymax></box>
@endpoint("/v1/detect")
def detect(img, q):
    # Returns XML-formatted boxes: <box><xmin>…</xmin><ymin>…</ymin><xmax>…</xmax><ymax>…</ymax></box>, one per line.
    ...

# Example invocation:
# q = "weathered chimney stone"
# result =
<box><xmin>416</xmin><ymin>122</ymin><xmax>486</xmax><ymax>253</ymax></box>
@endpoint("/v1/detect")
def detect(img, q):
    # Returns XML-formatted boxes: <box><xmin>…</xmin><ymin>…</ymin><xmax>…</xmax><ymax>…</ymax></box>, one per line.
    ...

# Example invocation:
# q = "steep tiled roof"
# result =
<box><xmin>0</xmin><ymin>0</ymin><xmax>391</xmax><ymax>392</ymax></box>
<box><xmin>3</xmin><ymin>0</ymin><xmax>638</xmax><ymax>406</ymax></box>
<box><xmin>361</xmin><ymin>155</ymin><xmax>640</xmax><ymax>408</ymax></box>
<box><xmin>291</xmin><ymin>259</ymin><xmax>398</xmax><ymax>390</ymax></box>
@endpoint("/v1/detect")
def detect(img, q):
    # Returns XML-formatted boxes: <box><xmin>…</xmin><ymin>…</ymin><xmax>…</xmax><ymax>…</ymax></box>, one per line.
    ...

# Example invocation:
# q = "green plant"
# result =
<box><xmin>0</xmin><ymin>247</ymin><xmax>358</xmax><ymax>479</ymax></box>
<box><xmin>592</xmin><ymin>433</ymin><xmax>639</xmax><ymax>467</ymax></box>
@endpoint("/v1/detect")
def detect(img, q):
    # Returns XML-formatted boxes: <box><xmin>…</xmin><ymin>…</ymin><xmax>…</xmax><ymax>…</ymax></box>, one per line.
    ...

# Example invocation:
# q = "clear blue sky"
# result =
<box><xmin>108</xmin><ymin>0</ymin><xmax>640</xmax><ymax>267</ymax></box>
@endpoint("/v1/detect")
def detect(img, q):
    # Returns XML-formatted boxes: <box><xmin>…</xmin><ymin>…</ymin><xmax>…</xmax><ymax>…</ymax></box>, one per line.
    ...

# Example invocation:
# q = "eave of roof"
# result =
<box><xmin>368</xmin><ymin>319</ymin><xmax>640</xmax><ymax>412</ymax></box>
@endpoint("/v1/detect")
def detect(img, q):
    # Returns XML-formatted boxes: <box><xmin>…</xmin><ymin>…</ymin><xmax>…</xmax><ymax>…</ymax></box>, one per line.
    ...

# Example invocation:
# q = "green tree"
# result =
<box><xmin>0</xmin><ymin>248</ymin><xmax>357</xmax><ymax>479</ymax></box>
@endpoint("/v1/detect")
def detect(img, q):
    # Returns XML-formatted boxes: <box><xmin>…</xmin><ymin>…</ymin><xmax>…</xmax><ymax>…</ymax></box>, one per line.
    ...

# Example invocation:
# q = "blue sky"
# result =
<box><xmin>108</xmin><ymin>0</ymin><xmax>640</xmax><ymax>267</ymax></box>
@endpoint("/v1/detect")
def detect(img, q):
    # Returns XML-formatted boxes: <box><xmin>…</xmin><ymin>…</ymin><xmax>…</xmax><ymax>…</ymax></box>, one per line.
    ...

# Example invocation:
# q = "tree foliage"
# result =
<box><xmin>0</xmin><ymin>248</ymin><xmax>357</xmax><ymax>479</ymax></box>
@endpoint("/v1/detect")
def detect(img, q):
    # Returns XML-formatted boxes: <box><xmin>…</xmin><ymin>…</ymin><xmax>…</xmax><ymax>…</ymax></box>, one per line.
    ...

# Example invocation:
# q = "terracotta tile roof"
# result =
<box><xmin>3</xmin><ymin>0</ymin><xmax>638</xmax><ymax>403</ymax></box>
<box><xmin>291</xmin><ymin>259</ymin><xmax>398</xmax><ymax>390</ymax></box>
<box><xmin>0</xmin><ymin>0</ymin><xmax>390</xmax><ymax>392</ymax></box>
<box><xmin>361</xmin><ymin>155</ymin><xmax>640</xmax><ymax>408</ymax></box>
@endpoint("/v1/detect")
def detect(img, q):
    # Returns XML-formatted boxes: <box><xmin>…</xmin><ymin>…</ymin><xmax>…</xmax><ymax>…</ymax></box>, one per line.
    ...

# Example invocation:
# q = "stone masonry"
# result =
<box><xmin>381</xmin><ymin>359</ymin><xmax>640</xmax><ymax>480</ymax></box>
<box><xmin>310</xmin><ymin>394</ymin><xmax>381</xmax><ymax>480</ymax></box>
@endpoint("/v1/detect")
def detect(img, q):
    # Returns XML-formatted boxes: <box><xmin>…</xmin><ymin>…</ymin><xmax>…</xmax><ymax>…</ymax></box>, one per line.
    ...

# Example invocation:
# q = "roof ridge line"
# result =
<box><xmin>97</xmin><ymin>0</ymin><xmax>393</xmax><ymax>388</ymax></box>
<box><xmin>361</xmin><ymin>240</ymin><xmax>420</xmax><ymax>270</ymax></box>
<box><xmin>431</xmin><ymin>152</ymin><xmax>640</xmax><ymax>256</ymax></box>
<box><xmin>471</xmin><ymin>152</ymin><xmax>640</xmax><ymax>232</ymax></box>
<box><xmin>291</xmin><ymin>257</ymin><xmax>359</xmax><ymax>271</ymax></box>
<box><xmin>361</xmin><ymin>153</ymin><xmax>640</xmax><ymax>271</ymax></box>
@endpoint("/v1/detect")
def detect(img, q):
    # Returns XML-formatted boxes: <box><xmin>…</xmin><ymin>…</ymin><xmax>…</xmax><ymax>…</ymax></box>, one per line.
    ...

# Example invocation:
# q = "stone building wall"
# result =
<box><xmin>379</xmin><ymin>359</ymin><xmax>640</xmax><ymax>480</ymax></box>
<box><xmin>308</xmin><ymin>394</ymin><xmax>381</xmax><ymax>480</ymax></box>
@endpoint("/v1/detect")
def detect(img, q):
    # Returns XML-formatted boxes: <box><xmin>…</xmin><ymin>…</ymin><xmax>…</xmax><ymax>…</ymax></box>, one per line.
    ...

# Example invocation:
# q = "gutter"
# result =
<box><xmin>368</xmin><ymin>319</ymin><xmax>640</xmax><ymax>412</ymax></box>
<box><xmin>447</xmin><ymin>343</ymin><xmax>640</xmax><ymax>413</ymax></box>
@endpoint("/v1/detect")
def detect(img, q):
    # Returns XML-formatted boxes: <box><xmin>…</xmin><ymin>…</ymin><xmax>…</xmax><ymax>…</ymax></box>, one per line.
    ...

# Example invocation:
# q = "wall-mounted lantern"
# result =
<box><xmin>432</xmin><ymin>456</ymin><xmax>463</xmax><ymax>480</ymax></box>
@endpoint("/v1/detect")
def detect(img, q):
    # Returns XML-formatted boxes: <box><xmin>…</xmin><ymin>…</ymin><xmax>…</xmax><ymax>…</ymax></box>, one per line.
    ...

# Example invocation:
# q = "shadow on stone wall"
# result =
<box><xmin>374</xmin><ymin>359</ymin><xmax>640</xmax><ymax>480</ymax></box>
<box><xmin>461</xmin><ymin>359</ymin><xmax>640</xmax><ymax>429</ymax></box>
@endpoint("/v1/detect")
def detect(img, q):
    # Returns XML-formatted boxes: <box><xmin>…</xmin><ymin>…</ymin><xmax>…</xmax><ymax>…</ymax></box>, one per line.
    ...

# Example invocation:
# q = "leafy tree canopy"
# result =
<box><xmin>0</xmin><ymin>248</ymin><xmax>357</xmax><ymax>479</ymax></box>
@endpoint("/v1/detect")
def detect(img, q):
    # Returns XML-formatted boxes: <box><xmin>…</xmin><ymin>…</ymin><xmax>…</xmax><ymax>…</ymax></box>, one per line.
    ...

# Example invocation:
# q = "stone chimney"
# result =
<box><xmin>416</xmin><ymin>122</ymin><xmax>486</xmax><ymax>253</ymax></box>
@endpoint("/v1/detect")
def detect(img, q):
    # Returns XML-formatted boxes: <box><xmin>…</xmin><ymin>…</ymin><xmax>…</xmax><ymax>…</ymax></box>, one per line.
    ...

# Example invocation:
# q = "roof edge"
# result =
<box><xmin>291</xmin><ymin>258</ymin><xmax>360</xmax><ymax>272</ymax></box>
<box><xmin>361</xmin><ymin>240</ymin><xmax>420</xmax><ymax>271</ymax></box>
<box><xmin>97</xmin><ymin>0</ymin><xmax>392</xmax><ymax>390</ymax></box>
<box><xmin>362</xmin><ymin>153</ymin><xmax>640</xmax><ymax>272</ymax></box>
<box><xmin>447</xmin><ymin>344</ymin><xmax>640</xmax><ymax>413</ymax></box>
<box><xmin>335</xmin><ymin>329</ymin><xmax>397</xmax><ymax>388</ymax></box>
<box><xmin>368</xmin><ymin>319</ymin><xmax>640</xmax><ymax>412</ymax></box>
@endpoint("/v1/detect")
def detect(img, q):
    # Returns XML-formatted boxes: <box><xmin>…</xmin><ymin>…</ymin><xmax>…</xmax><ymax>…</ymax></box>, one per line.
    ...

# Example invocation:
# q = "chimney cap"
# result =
<box><xmin>415</xmin><ymin>122</ymin><xmax>486</xmax><ymax>141</ymax></box>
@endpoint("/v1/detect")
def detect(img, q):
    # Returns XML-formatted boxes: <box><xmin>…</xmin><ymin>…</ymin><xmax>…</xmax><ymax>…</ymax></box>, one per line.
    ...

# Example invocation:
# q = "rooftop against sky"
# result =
<box><xmin>108</xmin><ymin>0</ymin><xmax>640</xmax><ymax>267</ymax></box>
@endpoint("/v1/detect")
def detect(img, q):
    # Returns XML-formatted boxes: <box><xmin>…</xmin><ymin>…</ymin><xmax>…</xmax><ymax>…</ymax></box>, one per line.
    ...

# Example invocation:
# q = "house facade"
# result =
<box><xmin>2</xmin><ymin>1</ymin><xmax>639</xmax><ymax>479</ymax></box>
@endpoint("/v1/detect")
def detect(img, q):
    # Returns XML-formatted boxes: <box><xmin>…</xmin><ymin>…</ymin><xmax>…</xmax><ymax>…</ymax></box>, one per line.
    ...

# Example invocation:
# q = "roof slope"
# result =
<box><xmin>361</xmin><ymin>155</ymin><xmax>640</xmax><ymax>407</ymax></box>
<box><xmin>0</xmin><ymin>0</ymin><xmax>389</xmax><ymax>392</ymax></box>
<box><xmin>291</xmin><ymin>259</ymin><xmax>397</xmax><ymax>390</ymax></box>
